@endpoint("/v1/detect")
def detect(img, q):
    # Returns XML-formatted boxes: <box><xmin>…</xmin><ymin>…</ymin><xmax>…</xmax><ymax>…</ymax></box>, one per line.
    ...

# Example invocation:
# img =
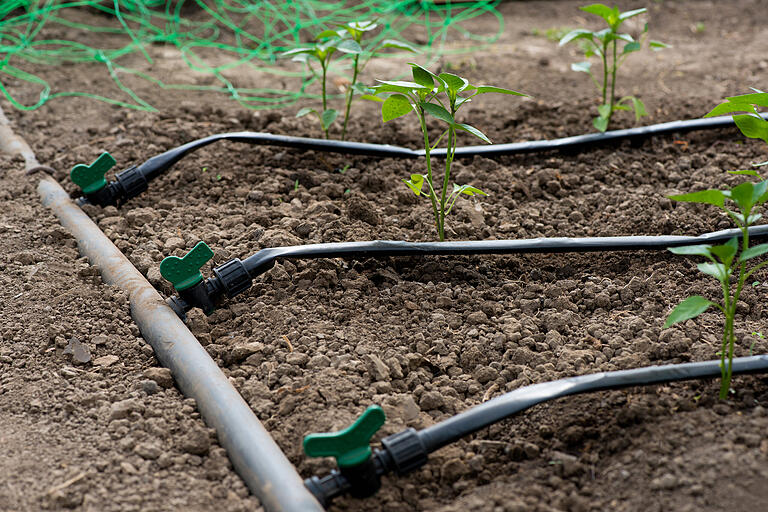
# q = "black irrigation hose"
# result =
<box><xmin>306</xmin><ymin>354</ymin><xmax>768</xmax><ymax>506</ymax></box>
<box><xmin>418</xmin><ymin>354</ymin><xmax>768</xmax><ymax>453</ymax></box>
<box><xmin>77</xmin><ymin>113</ymin><xmax>765</xmax><ymax>207</ymax></box>
<box><xmin>170</xmin><ymin>224</ymin><xmax>768</xmax><ymax>318</ymax></box>
<box><xmin>240</xmin><ymin>225</ymin><xmax>768</xmax><ymax>277</ymax></box>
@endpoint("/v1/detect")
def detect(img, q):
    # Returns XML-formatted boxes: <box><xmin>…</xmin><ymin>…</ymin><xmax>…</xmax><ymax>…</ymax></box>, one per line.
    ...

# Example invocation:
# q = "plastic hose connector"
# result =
<box><xmin>115</xmin><ymin>165</ymin><xmax>148</xmax><ymax>203</ymax></box>
<box><xmin>213</xmin><ymin>259</ymin><xmax>252</xmax><ymax>298</ymax></box>
<box><xmin>380</xmin><ymin>428</ymin><xmax>428</xmax><ymax>475</ymax></box>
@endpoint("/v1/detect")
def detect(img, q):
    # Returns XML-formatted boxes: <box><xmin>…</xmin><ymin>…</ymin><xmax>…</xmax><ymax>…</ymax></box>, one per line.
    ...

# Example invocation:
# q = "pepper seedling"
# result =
<box><xmin>559</xmin><ymin>4</ymin><xmax>667</xmax><ymax>132</ymax></box>
<box><xmin>365</xmin><ymin>63</ymin><xmax>526</xmax><ymax>240</ymax></box>
<box><xmin>665</xmin><ymin>91</ymin><xmax>768</xmax><ymax>398</ymax></box>
<box><xmin>664</xmin><ymin>179</ymin><xmax>768</xmax><ymax>399</ymax></box>
<box><xmin>284</xmin><ymin>21</ymin><xmax>417</xmax><ymax>140</ymax></box>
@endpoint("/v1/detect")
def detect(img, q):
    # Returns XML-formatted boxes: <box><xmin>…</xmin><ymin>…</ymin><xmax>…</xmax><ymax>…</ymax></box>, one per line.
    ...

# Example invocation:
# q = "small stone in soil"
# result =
<box><xmin>93</xmin><ymin>355</ymin><xmax>118</xmax><ymax>367</ymax></box>
<box><xmin>143</xmin><ymin>367</ymin><xmax>174</xmax><ymax>388</ymax></box>
<box><xmin>63</xmin><ymin>337</ymin><xmax>91</xmax><ymax>364</ymax></box>
<box><xmin>180</xmin><ymin>427</ymin><xmax>210</xmax><ymax>455</ymax></box>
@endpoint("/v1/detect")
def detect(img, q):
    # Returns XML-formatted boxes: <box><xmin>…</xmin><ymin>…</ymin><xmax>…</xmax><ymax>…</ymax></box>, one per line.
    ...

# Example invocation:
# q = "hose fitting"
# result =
<box><xmin>303</xmin><ymin>408</ymin><xmax>428</xmax><ymax>507</ymax></box>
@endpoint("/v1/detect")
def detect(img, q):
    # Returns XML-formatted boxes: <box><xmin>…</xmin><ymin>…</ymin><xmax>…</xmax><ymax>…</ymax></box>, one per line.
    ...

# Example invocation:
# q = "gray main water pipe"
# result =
<box><xmin>0</xmin><ymin>107</ymin><xmax>322</xmax><ymax>512</ymax></box>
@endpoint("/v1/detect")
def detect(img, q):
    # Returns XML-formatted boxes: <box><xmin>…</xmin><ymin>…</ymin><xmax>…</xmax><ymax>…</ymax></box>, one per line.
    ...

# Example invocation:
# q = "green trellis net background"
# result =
<box><xmin>0</xmin><ymin>0</ymin><xmax>503</xmax><ymax>112</ymax></box>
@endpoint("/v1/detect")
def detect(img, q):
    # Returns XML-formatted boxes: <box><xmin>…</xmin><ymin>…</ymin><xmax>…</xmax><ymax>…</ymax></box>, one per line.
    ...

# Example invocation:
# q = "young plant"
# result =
<box><xmin>365</xmin><ymin>63</ymin><xmax>526</xmax><ymax>241</ymax></box>
<box><xmin>663</xmin><ymin>178</ymin><xmax>768</xmax><ymax>399</ymax></box>
<box><xmin>705</xmin><ymin>90</ymin><xmax>768</xmax><ymax>152</ymax></box>
<box><xmin>284</xmin><ymin>21</ymin><xmax>417</xmax><ymax>140</ymax></box>
<box><xmin>559</xmin><ymin>4</ymin><xmax>667</xmax><ymax>132</ymax></box>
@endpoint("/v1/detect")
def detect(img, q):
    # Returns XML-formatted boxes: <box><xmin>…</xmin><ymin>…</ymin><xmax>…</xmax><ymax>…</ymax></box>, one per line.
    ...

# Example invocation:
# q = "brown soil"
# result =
<box><xmin>3</xmin><ymin>1</ymin><xmax>768</xmax><ymax>511</ymax></box>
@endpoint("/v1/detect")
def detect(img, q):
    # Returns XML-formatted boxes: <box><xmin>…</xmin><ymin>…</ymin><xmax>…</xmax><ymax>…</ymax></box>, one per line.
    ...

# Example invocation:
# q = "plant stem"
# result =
<box><xmin>601</xmin><ymin>41</ymin><xmax>609</xmax><ymax>105</ymax></box>
<box><xmin>608</xmin><ymin>38</ymin><xmax>617</xmax><ymax>126</ymax></box>
<box><xmin>438</xmin><ymin>125</ymin><xmax>456</xmax><ymax>241</ymax></box>
<box><xmin>321</xmin><ymin>62</ymin><xmax>329</xmax><ymax>139</ymax></box>
<box><xmin>340</xmin><ymin>54</ymin><xmax>359</xmax><ymax>141</ymax></box>
<box><xmin>418</xmin><ymin>109</ymin><xmax>441</xmax><ymax>240</ymax></box>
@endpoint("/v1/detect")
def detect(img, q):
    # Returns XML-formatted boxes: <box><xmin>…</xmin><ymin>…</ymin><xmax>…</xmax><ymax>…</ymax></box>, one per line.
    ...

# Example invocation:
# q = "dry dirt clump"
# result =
<box><xmin>3</xmin><ymin>0</ymin><xmax>768</xmax><ymax>511</ymax></box>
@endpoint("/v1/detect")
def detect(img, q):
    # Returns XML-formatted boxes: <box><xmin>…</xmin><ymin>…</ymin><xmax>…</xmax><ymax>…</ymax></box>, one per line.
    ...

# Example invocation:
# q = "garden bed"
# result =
<box><xmin>3</xmin><ymin>1</ymin><xmax>768</xmax><ymax>511</ymax></box>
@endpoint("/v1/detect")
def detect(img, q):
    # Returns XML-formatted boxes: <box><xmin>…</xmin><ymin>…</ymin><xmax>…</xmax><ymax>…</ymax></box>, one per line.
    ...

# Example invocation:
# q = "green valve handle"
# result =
<box><xmin>70</xmin><ymin>152</ymin><xmax>116</xmax><ymax>194</ymax></box>
<box><xmin>159</xmin><ymin>241</ymin><xmax>214</xmax><ymax>291</ymax></box>
<box><xmin>303</xmin><ymin>405</ymin><xmax>386</xmax><ymax>468</ymax></box>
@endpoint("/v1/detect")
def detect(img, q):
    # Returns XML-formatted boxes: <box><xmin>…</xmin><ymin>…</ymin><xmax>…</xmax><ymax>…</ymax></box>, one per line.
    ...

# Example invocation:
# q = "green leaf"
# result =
<box><xmin>728</xmin><ymin>169</ymin><xmax>763</xmax><ymax>178</ymax></box>
<box><xmin>361</xmin><ymin>94</ymin><xmax>384</xmax><ymax>103</ymax></box>
<box><xmin>296</xmin><ymin>107</ymin><xmax>316</xmax><ymax>118</ymax></box>
<box><xmin>734</xmin><ymin>114</ymin><xmax>768</xmax><ymax>143</ymax></box>
<box><xmin>455</xmin><ymin>96</ymin><xmax>472</xmax><ymax>108</ymax></box>
<box><xmin>346</xmin><ymin>20</ymin><xmax>377</xmax><ymax>32</ymax></box>
<box><xmin>622</xmin><ymin>41</ymin><xmax>641</xmax><ymax>54</ymax></box>
<box><xmin>705</xmin><ymin>101</ymin><xmax>758</xmax><ymax>118</ymax></box>
<box><xmin>373</xmin><ymin>81</ymin><xmax>425</xmax><ymax>95</ymax></box>
<box><xmin>668</xmin><ymin>189</ymin><xmax>726</xmax><ymax>208</ymax></box>
<box><xmin>352</xmin><ymin>83</ymin><xmax>374</xmax><ymax>95</ymax></box>
<box><xmin>455</xmin><ymin>123</ymin><xmax>491</xmax><ymax>144</ymax></box>
<box><xmin>454</xmin><ymin>184</ymin><xmax>487</xmax><ymax>196</ymax></box>
<box><xmin>335</xmin><ymin>39</ymin><xmax>362</xmax><ymax>54</ymax></box>
<box><xmin>593</xmin><ymin>115</ymin><xmax>609</xmax><ymax>132</ymax></box>
<box><xmin>668</xmin><ymin>244</ymin><xmax>713</xmax><ymax>258</ymax></box>
<box><xmin>378</xmin><ymin>39</ymin><xmax>419</xmax><ymax>53</ymax></box>
<box><xmin>649</xmin><ymin>40</ymin><xmax>668</xmax><ymax>50</ymax></box>
<box><xmin>410</xmin><ymin>63</ymin><xmax>435</xmax><ymax>89</ymax></box>
<box><xmin>580</xmin><ymin>3</ymin><xmax>615</xmax><ymax>23</ymax></box>
<box><xmin>607</xmin><ymin>32</ymin><xmax>634</xmax><ymax>43</ymax></box>
<box><xmin>726</xmin><ymin>92</ymin><xmax>768</xmax><ymax>108</ymax></box>
<box><xmin>571</xmin><ymin>61</ymin><xmax>592</xmax><ymax>73</ymax></box>
<box><xmin>421</xmin><ymin>102</ymin><xmax>454</xmax><ymax>124</ymax></box>
<box><xmin>728</xmin><ymin>181</ymin><xmax>758</xmax><ymax>212</ymax></box>
<box><xmin>315</xmin><ymin>29</ymin><xmax>341</xmax><ymax>40</ymax></box>
<box><xmin>281</xmin><ymin>47</ymin><xmax>316</xmax><ymax>57</ymax></box>
<box><xmin>559</xmin><ymin>29</ymin><xmax>594</xmax><ymax>46</ymax></box>
<box><xmin>697</xmin><ymin>262</ymin><xmax>728</xmax><ymax>281</ymax></box>
<box><xmin>404</xmin><ymin>173</ymin><xmax>425</xmax><ymax>196</ymax></box>
<box><xmin>471</xmin><ymin>86</ymin><xmax>527</xmax><ymax>97</ymax></box>
<box><xmin>741</xmin><ymin>243</ymin><xmax>768</xmax><ymax>262</ymax></box>
<box><xmin>664</xmin><ymin>296</ymin><xmax>715</xmax><ymax>328</ymax></box>
<box><xmin>618</xmin><ymin>7</ymin><xmax>647</xmax><ymax>20</ymax></box>
<box><xmin>438</xmin><ymin>72</ymin><xmax>468</xmax><ymax>94</ymax></box>
<box><xmin>597</xmin><ymin>104</ymin><xmax>612</xmax><ymax>118</ymax></box>
<box><xmin>709</xmin><ymin>238</ymin><xmax>738</xmax><ymax>266</ymax></box>
<box><xmin>381</xmin><ymin>94</ymin><xmax>413</xmax><ymax>122</ymax></box>
<box><xmin>630</xmin><ymin>97</ymin><xmax>647</xmax><ymax>120</ymax></box>
<box><xmin>321</xmin><ymin>109</ymin><xmax>337</xmax><ymax>130</ymax></box>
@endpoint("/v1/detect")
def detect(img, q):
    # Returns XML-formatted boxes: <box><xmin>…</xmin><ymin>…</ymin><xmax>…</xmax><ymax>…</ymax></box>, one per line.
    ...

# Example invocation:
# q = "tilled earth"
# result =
<box><xmin>3</xmin><ymin>1</ymin><xmax>768</xmax><ymax>511</ymax></box>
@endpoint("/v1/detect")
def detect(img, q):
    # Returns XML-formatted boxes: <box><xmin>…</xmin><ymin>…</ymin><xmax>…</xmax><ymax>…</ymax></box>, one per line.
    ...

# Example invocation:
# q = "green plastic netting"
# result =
<box><xmin>0</xmin><ymin>0</ymin><xmax>503</xmax><ymax>112</ymax></box>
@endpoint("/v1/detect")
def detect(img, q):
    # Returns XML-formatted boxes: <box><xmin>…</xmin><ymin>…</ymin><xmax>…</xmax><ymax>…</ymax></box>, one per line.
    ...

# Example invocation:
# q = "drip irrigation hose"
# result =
<box><xmin>73</xmin><ymin>113</ymin><xmax>767</xmax><ymax>207</ymax></box>
<box><xmin>166</xmin><ymin>225</ymin><xmax>768</xmax><ymax>318</ymax></box>
<box><xmin>0</xmin><ymin>106</ymin><xmax>323</xmax><ymax>512</ymax></box>
<box><xmin>305</xmin><ymin>354</ymin><xmax>768</xmax><ymax>507</ymax></box>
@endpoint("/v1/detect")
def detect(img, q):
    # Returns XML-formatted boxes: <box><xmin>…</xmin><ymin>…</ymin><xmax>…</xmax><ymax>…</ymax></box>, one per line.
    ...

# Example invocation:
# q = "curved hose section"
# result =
<box><xmin>418</xmin><ymin>354</ymin><xmax>768</xmax><ymax>453</ymax></box>
<box><xmin>240</xmin><ymin>225</ymin><xmax>768</xmax><ymax>278</ymax></box>
<box><xmin>134</xmin><ymin>113</ymin><xmax>764</xmax><ymax>181</ymax></box>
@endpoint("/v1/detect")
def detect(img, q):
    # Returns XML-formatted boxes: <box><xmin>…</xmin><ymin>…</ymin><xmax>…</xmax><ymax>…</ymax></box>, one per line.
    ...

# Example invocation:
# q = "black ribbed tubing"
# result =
<box><xmin>418</xmin><ymin>355</ymin><xmax>768</xmax><ymax>453</ymax></box>
<box><xmin>240</xmin><ymin>225</ymin><xmax>768</xmax><ymax>278</ymax></box>
<box><xmin>133</xmin><ymin>113</ymin><xmax>766</xmax><ymax>181</ymax></box>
